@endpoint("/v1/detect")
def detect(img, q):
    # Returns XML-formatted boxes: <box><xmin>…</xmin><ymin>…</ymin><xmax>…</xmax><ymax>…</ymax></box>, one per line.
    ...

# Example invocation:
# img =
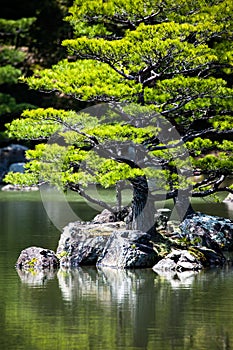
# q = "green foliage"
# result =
<box><xmin>193</xmin><ymin>153</ymin><xmax>233</xmax><ymax>173</ymax></box>
<box><xmin>6</xmin><ymin>107</ymin><xmax>100</xmax><ymax>139</ymax></box>
<box><xmin>0</xmin><ymin>47</ymin><xmax>26</xmax><ymax>65</ymax></box>
<box><xmin>0</xmin><ymin>17</ymin><xmax>36</xmax><ymax>119</ymax></box>
<box><xmin>0</xmin><ymin>65</ymin><xmax>22</xmax><ymax>84</ymax></box>
<box><xmin>186</xmin><ymin>138</ymin><xmax>214</xmax><ymax>156</ymax></box>
<box><xmin>0</xmin><ymin>17</ymin><xmax>36</xmax><ymax>46</ymax></box>
<box><xmin>67</xmin><ymin>0</ymin><xmax>232</xmax><ymax>38</ymax></box>
<box><xmin>4</xmin><ymin>0</ymin><xmax>233</xmax><ymax>211</ymax></box>
<box><xmin>23</xmin><ymin>59</ymin><xmax>142</xmax><ymax>102</ymax></box>
<box><xmin>4</xmin><ymin>171</ymin><xmax>38</xmax><ymax>186</ymax></box>
<box><xmin>0</xmin><ymin>93</ymin><xmax>34</xmax><ymax>115</ymax></box>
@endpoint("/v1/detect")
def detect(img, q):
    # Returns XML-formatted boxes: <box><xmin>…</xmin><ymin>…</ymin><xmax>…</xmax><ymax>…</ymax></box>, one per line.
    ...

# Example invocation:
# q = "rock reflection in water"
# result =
<box><xmin>16</xmin><ymin>263</ymin><xmax>199</xmax><ymax>295</ymax></box>
<box><xmin>57</xmin><ymin>266</ymin><xmax>151</xmax><ymax>306</ymax></box>
<box><xmin>56</xmin><ymin>266</ymin><xmax>155</xmax><ymax>348</ymax></box>
<box><xmin>153</xmin><ymin>269</ymin><xmax>198</xmax><ymax>289</ymax></box>
<box><xmin>16</xmin><ymin>268</ymin><xmax>58</xmax><ymax>287</ymax></box>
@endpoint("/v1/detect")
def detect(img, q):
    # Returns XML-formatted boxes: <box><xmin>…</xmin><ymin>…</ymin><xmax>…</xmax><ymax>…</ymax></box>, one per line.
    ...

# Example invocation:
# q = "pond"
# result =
<box><xmin>0</xmin><ymin>188</ymin><xmax>233</xmax><ymax>350</ymax></box>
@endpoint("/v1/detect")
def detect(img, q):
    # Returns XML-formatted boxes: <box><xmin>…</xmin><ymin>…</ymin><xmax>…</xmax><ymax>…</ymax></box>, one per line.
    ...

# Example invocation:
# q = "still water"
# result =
<box><xmin>0</xmin><ymin>189</ymin><xmax>233</xmax><ymax>350</ymax></box>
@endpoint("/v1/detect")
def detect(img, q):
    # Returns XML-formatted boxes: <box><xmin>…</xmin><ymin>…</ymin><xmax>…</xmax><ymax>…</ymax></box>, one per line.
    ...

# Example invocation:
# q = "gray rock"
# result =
<box><xmin>56</xmin><ymin>221</ymin><xmax>126</xmax><ymax>267</ymax></box>
<box><xmin>153</xmin><ymin>249</ymin><xmax>203</xmax><ymax>272</ymax></box>
<box><xmin>153</xmin><ymin>246</ymin><xmax>225</xmax><ymax>274</ymax></box>
<box><xmin>153</xmin><ymin>257</ymin><xmax>177</xmax><ymax>271</ymax></box>
<box><xmin>16</xmin><ymin>246</ymin><xmax>59</xmax><ymax>270</ymax></box>
<box><xmin>8</xmin><ymin>162</ymin><xmax>25</xmax><ymax>173</ymax></box>
<box><xmin>97</xmin><ymin>230</ymin><xmax>158</xmax><ymax>269</ymax></box>
<box><xmin>0</xmin><ymin>144</ymin><xmax>28</xmax><ymax>182</ymax></box>
<box><xmin>92</xmin><ymin>209</ymin><xmax>117</xmax><ymax>223</ymax></box>
<box><xmin>179</xmin><ymin>212</ymin><xmax>233</xmax><ymax>250</ymax></box>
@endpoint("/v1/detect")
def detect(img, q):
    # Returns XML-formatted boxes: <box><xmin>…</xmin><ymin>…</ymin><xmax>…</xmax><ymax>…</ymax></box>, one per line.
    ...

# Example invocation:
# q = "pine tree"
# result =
<box><xmin>5</xmin><ymin>0</ymin><xmax>233</xmax><ymax>233</ymax></box>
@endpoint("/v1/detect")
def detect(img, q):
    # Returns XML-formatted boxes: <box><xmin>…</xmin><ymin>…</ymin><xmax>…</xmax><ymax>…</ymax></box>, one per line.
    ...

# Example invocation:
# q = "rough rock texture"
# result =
<box><xmin>153</xmin><ymin>249</ymin><xmax>202</xmax><ymax>272</ymax></box>
<box><xmin>15</xmin><ymin>210</ymin><xmax>233</xmax><ymax>272</ymax></box>
<box><xmin>179</xmin><ymin>212</ymin><xmax>233</xmax><ymax>250</ymax></box>
<box><xmin>152</xmin><ymin>247</ymin><xmax>224</xmax><ymax>273</ymax></box>
<box><xmin>92</xmin><ymin>209</ymin><xmax>117</xmax><ymax>223</ymax></box>
<box><xmin>56</xmin><ymin>221</ymin><xmax>126</xmax><ymax>267</ymax></box>
<box><xmin>16</xmin><ymin>246</ymin><xmax>59</xmax><ymax>270</ymax></box>
<box><xmin>97</xmin><ymin>230</ymin><xmax>158</xmax><ymax>269</ymax></box>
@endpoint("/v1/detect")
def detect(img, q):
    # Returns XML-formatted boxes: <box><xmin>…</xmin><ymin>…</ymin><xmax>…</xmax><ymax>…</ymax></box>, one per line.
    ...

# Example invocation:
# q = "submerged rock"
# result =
<box><xmin>16</xmin><ymin>268</ymin><xmax>58</xmax><ymax>286</ymax></box>
<box><xmin>16</xmin><ymin>246</ymin><xmax>59</xmax><ymax>270</ymax></box>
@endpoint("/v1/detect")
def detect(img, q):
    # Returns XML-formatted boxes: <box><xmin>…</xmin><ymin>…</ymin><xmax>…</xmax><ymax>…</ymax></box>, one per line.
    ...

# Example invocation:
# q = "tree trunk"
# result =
<box><xmin>173</xmin><ymin>189</ymin><xmax>195</xmax><ymax>221</ymax></box>
<box><xmin>126</xmin><ymin>175</ymin><xmax>156</xmax><ymax>235</ymax></box>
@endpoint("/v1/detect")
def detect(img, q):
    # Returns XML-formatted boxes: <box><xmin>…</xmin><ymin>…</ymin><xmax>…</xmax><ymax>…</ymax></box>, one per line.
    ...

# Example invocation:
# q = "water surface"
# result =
<box><xmin>0</xmin><ymin>190</ymin><xmax>233</xmax><ymax>350</ymax></box>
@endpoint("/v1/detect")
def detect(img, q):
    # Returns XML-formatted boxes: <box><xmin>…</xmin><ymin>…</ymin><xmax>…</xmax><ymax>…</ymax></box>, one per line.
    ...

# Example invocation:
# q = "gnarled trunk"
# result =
<box><xmin>126</xmin><ymin>175</ymin><xmax>156</xmax><ymax>235</ymax></box>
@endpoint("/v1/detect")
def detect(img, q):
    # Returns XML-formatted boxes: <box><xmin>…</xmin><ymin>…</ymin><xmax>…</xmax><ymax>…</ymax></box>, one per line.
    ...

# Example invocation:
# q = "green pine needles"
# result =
<box><xmin>4</xmin><ymin>0</ymin><xmax>233</xmax><ymax>229</ymax></box>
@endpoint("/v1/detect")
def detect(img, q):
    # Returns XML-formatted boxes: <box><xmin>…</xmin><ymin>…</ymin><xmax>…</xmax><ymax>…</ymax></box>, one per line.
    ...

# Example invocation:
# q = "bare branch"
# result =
<box><xmin>68</xmin><ymin>183</ymin><xmax>115</xmax><ymax>212</ymax></box>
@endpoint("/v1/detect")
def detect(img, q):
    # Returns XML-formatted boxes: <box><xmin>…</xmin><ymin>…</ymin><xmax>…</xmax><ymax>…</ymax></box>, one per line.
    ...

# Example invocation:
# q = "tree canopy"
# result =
<box><xmin>0</xmin><ymin>1</ymin><xmax>74</xmax><ymax>142</ymax></box>
<box><xmin>4</xmin><ymin>0</ymin><xmax>233</xmax><ymax>232</ymax></box>
<box><xmin>0</xmin><ymin>17</ymin><xmax>36</xmax><ymax>121</ymax></box>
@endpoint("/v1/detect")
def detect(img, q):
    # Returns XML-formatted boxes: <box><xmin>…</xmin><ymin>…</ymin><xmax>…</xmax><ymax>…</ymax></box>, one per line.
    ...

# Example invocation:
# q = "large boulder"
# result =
<box><xmin>16</xmin><ymin>246</ymin><xmax>59</xmax><ymax>270</ymax></box>
<box><xmin>97</xmin><ymin>230</ymin><xmax>158</xmax><ymax>269</ymax></box>
<box><xmin>56</xmin><ymin>221</ymin><xmax>126</xmax><ymax>267</ymax></box>
<box><xmin>179</xmin><ymin>212</ymin><xmax>233</xmax><ymax>251</ymax></box>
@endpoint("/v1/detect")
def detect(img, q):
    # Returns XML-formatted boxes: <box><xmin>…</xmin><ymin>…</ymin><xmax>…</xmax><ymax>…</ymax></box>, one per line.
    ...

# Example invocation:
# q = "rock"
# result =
<box><xmin>179</xmin><ymin>212</ymin><xmax>233</xmax><ymax>250</ymax></box>
<box><xmin>154</xmin><ymin>209</ymin><xmax>171</xmax><ymax>230</ymax></box>
<box><xmin>16</xmin><ymin>246</ymin><xmax>59</xmax><ymax>270</ymax></box>
<box><xmin>223</xmin><ymin>193</ymin><xmax>233</xmax><ymax>203</ymax></box>
<box><xmin>191</xmin><ymin>246</ymin><xmax>226</xmax><ymax>266</ymax></box>
<box><xmin>92</xmin><ymin>207</ymin><xmax>130</xmax><ymax>223</ymax></box>
<box><xmin>15</xmin><ymin>209</ymin><xmax>232</xmax><ymax>272</ymax></box>
<box><xmin>92</xmin><ymin>209</ymin><xmax>116</xmax><ymax>223</ymax></box>
<box><xmin>1</xmin><ymin>184</ymin><xmax>39</xmax><ymax>191</ymax></box>
<box><xmin>97</xmin><ymin>230</ymin><xmax>158</xmax><ymax>269</ymax></box>
<box><xmin>8</xmin><ymin>162</ymin><xmax>25</xmax><ymax>173</ymax></box>
<box><xmin>56</xmin><ymin>221</ymin><xmax>126</xmax><ymax>267</ymax></box>
<box><xmin>152</xmin><ymin>249</ymin><xmax>203</xmax><ymax>273</ymax></box>
<box><xmin>152</xmin><ymin>246</ymin><xmax>225</xmax><ymax>274</ymax></box>
<box><xmin>0</xmin><ymin>144</ymin><xmax>28</xmax><ymax>182</ymax></box>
